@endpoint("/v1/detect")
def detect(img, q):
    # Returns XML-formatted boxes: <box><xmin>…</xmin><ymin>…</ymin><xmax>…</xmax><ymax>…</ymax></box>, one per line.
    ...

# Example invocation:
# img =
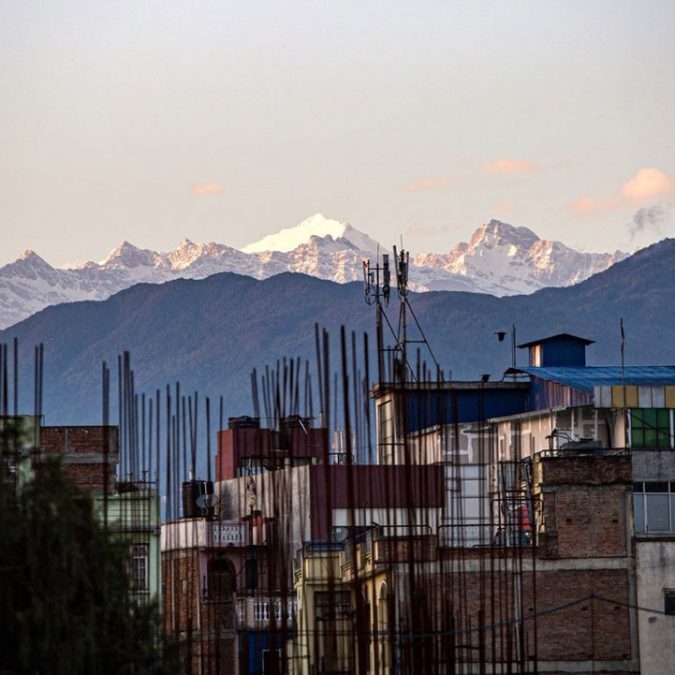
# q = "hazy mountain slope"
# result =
<box><xmin>1</xmin><ymin>239</ymin><xmax>672</xmax><ymax>427</ymax></box>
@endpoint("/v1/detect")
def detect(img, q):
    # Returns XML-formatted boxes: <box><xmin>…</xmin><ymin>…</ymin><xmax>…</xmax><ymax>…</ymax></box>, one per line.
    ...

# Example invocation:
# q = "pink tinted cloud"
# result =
<box><xmin>482</xmin><ymin>159</ymin><xmax>540</xmax><ymax>175</ymax></box>
<box><xmin>570</xmin><ymin>167</ymin><xmax>674</xmax><ymax>216</ymax></box>
<box><xmin>493</xmin><ymin>199</ymin><xmax>512</xmax><ymax>213</ymax></box>
<box><xmin>620</xmin><ymin>168</ymin><xmax>673</xmax><ymax>201</ymax></box>
<box><xmin>568</xmin><ymin>196</ymin><xmax>621</xmax><ymax>215</ymax></box>
<box><xmin>191</xmin><ymin>183</ymin><xmax>223</xmax><ymax>196</ymax></box>
<box><xmin>403</xmin><ymin>175</ymin><xmax>452</xmax><ymax>192</ymax></box>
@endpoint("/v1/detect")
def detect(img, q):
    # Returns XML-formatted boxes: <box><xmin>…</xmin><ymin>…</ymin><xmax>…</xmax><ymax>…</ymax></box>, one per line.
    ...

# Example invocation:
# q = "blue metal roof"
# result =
<box><xmin>516</xmin><ymin>366</ymin><xmax>675</xmax><ymax>394</ymax></box>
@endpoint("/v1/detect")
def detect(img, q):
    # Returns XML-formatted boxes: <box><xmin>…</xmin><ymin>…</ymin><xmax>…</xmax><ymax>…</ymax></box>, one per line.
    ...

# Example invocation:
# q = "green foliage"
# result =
<box><xmin>0</xmin><ymin>460</ymin><xmax>178</xmax><ymax>674</ymax></box>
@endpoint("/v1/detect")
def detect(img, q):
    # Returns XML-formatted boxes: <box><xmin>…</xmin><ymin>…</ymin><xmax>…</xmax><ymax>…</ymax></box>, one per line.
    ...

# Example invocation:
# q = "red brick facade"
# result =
<box><xmin>387</xmin><ymin>453</ymin><xmax>637</xmax><ymax>672</ymax></box>
<box><xmin>40</xmin><ymin>426</ymin><xmax>119</xmax><ymax>493</ymax></box>
<box><xmin>162</xmin><ymin>549</ymin><xmax>237</xmax><ymax>675</ymax></box>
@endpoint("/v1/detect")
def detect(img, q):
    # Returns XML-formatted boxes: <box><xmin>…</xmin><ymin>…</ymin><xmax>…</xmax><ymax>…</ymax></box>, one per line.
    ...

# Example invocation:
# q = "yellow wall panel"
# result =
<box><xmin>665</xmin><ymin>386</ymin><xmax>675</xmax><ymax>408</ymax></box>
<box><xmin>612</xmin><ymin>385</ymin><xmax>638</xmax><ymax>408</ymax></box>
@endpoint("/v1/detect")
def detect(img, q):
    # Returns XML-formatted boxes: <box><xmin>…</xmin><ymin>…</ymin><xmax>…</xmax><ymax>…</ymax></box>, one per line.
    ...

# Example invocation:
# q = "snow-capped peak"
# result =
<box><xmin>2</xmin><ymin>249</ymin><xmax>54</xmax><ymax>275</ymax></box>
<box><xmin>470</xmin><ymin>219</ymin><xmax>539</xmax><ymax>249</ymax></box>
<box><xmin>19</xmin><ymin>249</ymin><xmax>41</xmax><ymax>261</ymax></box>
<box><xmin>412</xmin><ymin>218</ymin><xmax>627</xmax><ymax>295</ymax></box>
<box><xmin>101</xmin><ymin>241</ymin><xmax>163</xmax><ymax>269</ymax></box>
<box><xmin>243</xmin><ymin>213</ymin><xmax>380</xmax><ymax>254</ymax></box>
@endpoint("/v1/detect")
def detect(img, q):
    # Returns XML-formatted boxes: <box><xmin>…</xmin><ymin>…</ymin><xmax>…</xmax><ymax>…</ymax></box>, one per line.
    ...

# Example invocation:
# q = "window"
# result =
<box><xmin>665</xmin><ymin>591</ymin><xmax>675</xmax><ymax>616</ymax></box>
<box><xmin>262</xmin><ymin>649</ymin><xmax>281</xmax><ymax>675</ymax></box>
<box><xmin>315</xmin><ymin>590</ymin><xmax>351</xmax><ymax>621</ymax></box>
<box><xmin>378</xmin><ymin>401</ymin><xmax>393</xmax><ymax>445</ymax></box>
<box><xmin>245</xmin><ymin>557</ymin><xmax>258</xmax><ymax>591</ymax></box>
<box><xmin>532</xmin><ymin>344</ymin><xmax>542</xmax><ymax>367</ymax></box>
<box><xmin>631</xmin><ymin>409</ymin><xmax>672</xmax><ymax>448</ymax></box>
<box><xmin>633</xmin><ymin>482</ymin><xmax>675</xmax><ymax>534</ymax></box>
<box><xmin>378</xmin><ymin>584</ymin><xmax>389</xmax><ymax>631</ymax></box>
<box><xmin>131</xmin><ymin>544</ymin><xmax>149</xmax><ymax>591</ymax></box>
<box><xmin>207</xmin><ymin>557</ymin><xmax>236</xmax><ymax>601</ymax></box>
<box><xmin>378</xmin><ymin>400</ymin><xmax>395</xmax><ymax>463</ymax></box>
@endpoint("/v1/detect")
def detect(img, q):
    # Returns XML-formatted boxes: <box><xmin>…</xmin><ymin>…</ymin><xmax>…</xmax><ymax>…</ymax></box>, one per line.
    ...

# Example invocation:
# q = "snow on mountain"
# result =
<box><xmin>412</xmin><ymin>220</ymin><xmax>626</xmax><ymax>295</ymax></box>
<box><xmin>0</xmin><ymin>251</ymin><xmax>104</xmax><ymax>329</ymax></box>
<box><xmin>243</xmin><ymin>213</ymin><xmax>381</xmax><ymax>254</ymax></box>
<box><xmin>0</xmin><ymin>215</ymin><xmax>627</xmax><ymax>329</ymax></box>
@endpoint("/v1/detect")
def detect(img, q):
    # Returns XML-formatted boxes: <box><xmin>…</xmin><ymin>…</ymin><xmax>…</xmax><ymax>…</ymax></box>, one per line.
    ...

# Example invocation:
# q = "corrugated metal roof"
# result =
<box><xmin>515</xmin><ymin>366</ymin><xmax>675</xmax><ymax>393</ymax></box>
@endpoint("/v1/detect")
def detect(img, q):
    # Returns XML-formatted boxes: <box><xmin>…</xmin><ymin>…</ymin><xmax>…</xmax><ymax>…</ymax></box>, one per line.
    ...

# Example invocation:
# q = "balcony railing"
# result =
<box><xmin>161</xmin><ymin>518</ymin><xmax>247</xmax><ymax>551</ymax></box>
<box><xmin>211</xmin><ymin>521</ymin><xmax>245</xmax><ymax>545</ymax></box>
<box><xmin>236</xmin><ymin>596</ymin><xmax>297</xmax><ymax>628</ymax></box>
<box><xmin>438</xmin><ymin>522</ymin><xmax>495</xmax><ymax>548</ymax></box>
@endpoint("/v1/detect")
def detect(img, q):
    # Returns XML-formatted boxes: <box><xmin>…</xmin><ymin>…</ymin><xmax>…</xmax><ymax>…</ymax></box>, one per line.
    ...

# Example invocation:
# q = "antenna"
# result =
<box><xmin>364</xmin><ymin>240</ymin><xmax>440</xmax><ymax>385</ymax></box>
<box><xmin>393</xmin><ymin>245</ymin><xmax>410</xmax><ymax>380</ymax></box>
<box><xmin>382</xmin><ymin>254</ymin><xmax>391</xmax><ymax>301</ymax></box>
<box><xmin>362</xmin><ymin>254</ymin><xmax>389</xmax><ymax>383</ymax></box>
<box><xmin>393</xmin><ymin>245</ymin><xmax>409</xmax><ymax>298</ymax></box>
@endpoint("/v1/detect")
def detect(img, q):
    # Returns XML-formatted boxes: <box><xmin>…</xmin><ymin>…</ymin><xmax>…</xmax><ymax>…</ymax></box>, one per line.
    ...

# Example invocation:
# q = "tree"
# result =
<box><xmin>0</xmin><ymin>459</ymin><xmax>178</xmax><ymax>674</ymax></box>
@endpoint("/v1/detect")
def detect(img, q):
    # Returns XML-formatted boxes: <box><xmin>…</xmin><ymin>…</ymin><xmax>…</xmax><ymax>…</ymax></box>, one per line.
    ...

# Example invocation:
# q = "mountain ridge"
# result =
<box><xmin>1</xmin><ymin>237</ymin><xmax>672</xmax><ymax>427</ymax></box>
<box><xmin>0</xmin><ymin>213</ymin><xmax>628</xmax><ymax>329</ymax></box>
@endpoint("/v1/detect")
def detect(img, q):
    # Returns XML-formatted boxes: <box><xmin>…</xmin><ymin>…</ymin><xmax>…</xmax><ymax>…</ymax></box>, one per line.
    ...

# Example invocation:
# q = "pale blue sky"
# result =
<box><xmin>1</xmin><ymin>0</ymin><xmax>674</xmax><ymax>265</ymax></box>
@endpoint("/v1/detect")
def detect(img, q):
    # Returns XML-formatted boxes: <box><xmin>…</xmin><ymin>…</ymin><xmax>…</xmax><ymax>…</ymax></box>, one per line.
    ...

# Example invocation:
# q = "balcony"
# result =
<box><xmin>211</xmin><ymin>521</ymin><xmax>246</xmax><ymax>545</ymax></box>
<box><xmin>235</xmin><ymin>595</ymin><xmax>297</xmax><ymax>629</ymax></box>
<box><xmin>161</xmin><ymin>518</ymin><xmax>248</xmax><ymax>551</ymax></box>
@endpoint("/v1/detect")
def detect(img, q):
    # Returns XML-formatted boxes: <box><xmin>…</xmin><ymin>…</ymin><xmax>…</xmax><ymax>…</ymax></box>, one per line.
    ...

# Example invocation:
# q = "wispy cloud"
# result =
<box><xmin>620</xmin><ymin>168</ymin><xmax>673</xmax><ymax>202</ymax></box>
<box><xmin>403</xmin><ymin>175</ymin><xmax>452</xmax><ymax>192</ymax></box>
<box><xmin>629</xmin><ymin>201</ymin><xmax>672</xmax><ymax>238</ymax></box>
<box><xmin>482</xmin><ymin>159</ymin><xmax>540</xmax><ymax>175</ymax></box>
<box><xmin>570</xmin><ymin>167</ymin><xmax>674</xmax><ymax>217</ymax></box>
<box><xmin>191</xmin><ymin>183</ymin><xmax>223</xmax><ymax>196</ymax></box>
<box><xmin>493</xmin><ymin>199</ymin><xmax>512</xmax><ymax>213</ymax></box>
<box><xmin>568</xmin><ymin>196</ymin><xmax>621</xmax><ymax>215</ymax></box>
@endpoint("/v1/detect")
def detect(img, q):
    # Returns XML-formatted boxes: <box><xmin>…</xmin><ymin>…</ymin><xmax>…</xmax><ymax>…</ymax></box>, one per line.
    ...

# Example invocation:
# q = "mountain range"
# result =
<box><xmin>0</xmin><ymin>214</ymin><xmax>626</xmax><ymax>329</ymax></box>
<box><xmin>1</xmin><ymin>237</ymin><xmax>673</xmax><ymax>427</ymax></box>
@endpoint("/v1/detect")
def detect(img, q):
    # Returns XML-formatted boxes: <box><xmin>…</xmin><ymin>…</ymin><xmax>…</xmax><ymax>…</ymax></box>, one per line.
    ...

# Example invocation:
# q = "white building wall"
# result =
<box><xmin>636</xmin><ymin>540</ymin><xmax>675</xmax><ymax>675</ymax></box>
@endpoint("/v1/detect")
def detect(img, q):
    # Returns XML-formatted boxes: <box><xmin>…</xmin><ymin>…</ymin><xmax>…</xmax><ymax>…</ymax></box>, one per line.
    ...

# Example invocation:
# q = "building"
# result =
<box><xmin>159</xmin><ymin>331</ymin><xmax>675</xmax><ymax>673</ymax></box>
<box><xmin>0</xmin><ymin>420</ymin><xmax>162</xmax><ymax>605</ymax></box>
<box><xmin>367</xmin><ymin>332</ymin><xmax>675</xmax><ymax>674</ymax></box>
<box><xmin>161</xmin><ymin>414</ymin><xmax>444</xmax><ymax>674</ymax></box>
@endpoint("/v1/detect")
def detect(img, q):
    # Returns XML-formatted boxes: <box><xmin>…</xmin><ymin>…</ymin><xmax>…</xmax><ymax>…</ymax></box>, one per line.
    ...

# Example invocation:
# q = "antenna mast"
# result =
<box><xmin>393</xmin><ymin>245</ymin><xmax>409</xmax><ymax>380</ymax></box>
<box><xmin>363</xmin><ymin>252</ymin><xmax>390</xmax><ymax>383</ymax></box>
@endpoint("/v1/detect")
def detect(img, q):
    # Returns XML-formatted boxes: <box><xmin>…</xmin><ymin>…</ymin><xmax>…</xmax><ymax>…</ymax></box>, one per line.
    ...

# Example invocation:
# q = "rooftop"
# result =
<box><xmin>517</xmin><ymin>333</ymin><xmax>595</xmax><ymax>349</ymax></box>
<box><xmin>512</xmin><ymin>365</ymin><xmax>675</xmax><ymax>394</ymax></box>
<box><xmin>370</xmin><ymin>380</ymin><xmax>530</xmax><ymax>398</ymax></box>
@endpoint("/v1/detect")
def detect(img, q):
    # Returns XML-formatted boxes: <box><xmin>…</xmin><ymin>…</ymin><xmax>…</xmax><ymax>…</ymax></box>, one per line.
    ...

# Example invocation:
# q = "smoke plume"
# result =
<box><xmin>629</xmin><ymin>201</ymin><xmax>672</xmax><ymax>238</ymax></box>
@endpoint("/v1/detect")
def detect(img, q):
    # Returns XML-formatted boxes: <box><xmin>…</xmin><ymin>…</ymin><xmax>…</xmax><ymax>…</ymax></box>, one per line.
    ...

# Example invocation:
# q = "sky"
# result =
<box><xmin>1</xmin><ymin>0</ymin><xmax>675</xmax><ymax>266</ymax></box>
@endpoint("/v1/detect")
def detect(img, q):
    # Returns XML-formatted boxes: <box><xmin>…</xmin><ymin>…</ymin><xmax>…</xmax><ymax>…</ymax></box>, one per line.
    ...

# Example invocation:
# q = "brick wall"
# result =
<box><xmin>394</xmin><ymin>566</ymin><xmax>632</xmax><ymax>668</ymax></box>
<box><xmin>391</xmin><ymin>453</ymin><xmax>636</xmax><ymax>670</ymax></box>
<box><xmin>40</xmin><ymin>426</ymin><xmax>119</xmax><ymax>493</ymax></box>
<box><xmin>539</xmin><ymin>455</ymin><xmax>631</xmax><ymax>487</ymax></box>
<box><xmin>537</xmin><ymin>455</ymin><xmax>631</xmax><ymax>559</ymax></box>
<box><xmin>41</xmin><ymin>426</ymin><xmax>118</xmax><ymax>455</ymax></box>
<box><xmin>162</xmin><ymin>549</ymin><xmax>236</xmax><ymax>675</ymax></box>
